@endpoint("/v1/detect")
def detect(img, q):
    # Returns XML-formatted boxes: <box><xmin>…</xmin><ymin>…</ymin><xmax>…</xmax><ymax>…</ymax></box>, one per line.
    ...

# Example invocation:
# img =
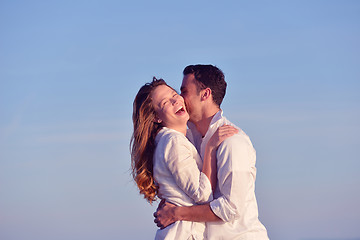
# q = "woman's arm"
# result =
<box><xmin>201</xmin><ymin>125</ymin><xmax>238</xmax><ymax>191</ymax></box>
<box><xmin>161</xmin><ymin>134</ymin><xmax>212</xmax><ymax>203</ymax></box>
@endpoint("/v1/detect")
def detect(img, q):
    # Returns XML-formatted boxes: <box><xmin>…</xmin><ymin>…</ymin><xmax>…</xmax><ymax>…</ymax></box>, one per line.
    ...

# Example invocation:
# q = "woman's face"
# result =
<box><xmin>151</xmin><ymin>84</ymin><xmax>189</xmax><ymax>129</ymax></box>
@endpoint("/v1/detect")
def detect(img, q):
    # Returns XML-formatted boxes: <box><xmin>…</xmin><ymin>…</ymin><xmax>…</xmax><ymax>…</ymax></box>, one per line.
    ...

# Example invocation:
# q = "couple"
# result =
<box><xmin>131</xmin><ymin>64</ymin><xmax>269</xmax><ymax>239</ymax></box>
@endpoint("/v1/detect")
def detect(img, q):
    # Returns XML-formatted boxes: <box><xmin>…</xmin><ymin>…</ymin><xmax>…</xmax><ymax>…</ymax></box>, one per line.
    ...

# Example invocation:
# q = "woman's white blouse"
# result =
<box><xmin>153</xmin><ymin>127</ymin><xmax>213</xmax><ymax>240</ymax></box>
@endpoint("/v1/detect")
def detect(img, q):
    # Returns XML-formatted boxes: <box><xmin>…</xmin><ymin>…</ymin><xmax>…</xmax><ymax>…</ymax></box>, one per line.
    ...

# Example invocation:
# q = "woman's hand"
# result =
<box><xmin>207</xmin><ymin>124</ymin><xmax>238</xmax><ymax>150</ymax></box>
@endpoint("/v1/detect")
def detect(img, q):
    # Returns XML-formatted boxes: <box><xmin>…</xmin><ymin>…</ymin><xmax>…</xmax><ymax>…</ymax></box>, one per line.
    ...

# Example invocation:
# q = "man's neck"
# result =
<box><xmin>194</xmin><ymin>108</ymin><xmax>220</xmax><ymax>137</ymax></box>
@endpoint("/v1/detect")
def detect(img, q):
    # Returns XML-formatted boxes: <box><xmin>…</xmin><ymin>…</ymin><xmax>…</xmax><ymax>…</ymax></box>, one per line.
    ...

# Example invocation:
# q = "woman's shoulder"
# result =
<box><xmin>156</xmin><ymin>127</ymin><xmax>187</xmax><ymax>145</ymax></box>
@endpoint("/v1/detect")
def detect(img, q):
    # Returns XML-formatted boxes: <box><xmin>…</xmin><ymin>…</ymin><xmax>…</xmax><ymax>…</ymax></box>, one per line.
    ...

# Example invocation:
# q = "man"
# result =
<box><xmin>154</xmin><ymin>64</ymin><xmax>269</xmax><ymax>239</ymax></box>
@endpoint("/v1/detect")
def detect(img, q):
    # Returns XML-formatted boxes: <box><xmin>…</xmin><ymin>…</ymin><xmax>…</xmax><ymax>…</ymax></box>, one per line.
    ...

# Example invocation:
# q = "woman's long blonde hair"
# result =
<box><xmin>130</xmin><ymin>78</ymin><xmax>167</xmax><ymax>203</ymax></box>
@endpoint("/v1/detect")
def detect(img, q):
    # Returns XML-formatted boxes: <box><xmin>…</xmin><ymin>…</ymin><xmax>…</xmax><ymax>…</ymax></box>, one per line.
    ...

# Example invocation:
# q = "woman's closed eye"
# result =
<box><xmin>162</xmin><ymin>101</ymin><xmax>168</xmax><ymax>107</ymax></box>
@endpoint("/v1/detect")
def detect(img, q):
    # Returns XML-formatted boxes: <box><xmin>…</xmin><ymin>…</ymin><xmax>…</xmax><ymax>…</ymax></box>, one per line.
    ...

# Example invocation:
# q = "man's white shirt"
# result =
<box><xmin>187</xmin><ymin>111</ymin><xmax>269</xmax><ymax>240</ymax></box>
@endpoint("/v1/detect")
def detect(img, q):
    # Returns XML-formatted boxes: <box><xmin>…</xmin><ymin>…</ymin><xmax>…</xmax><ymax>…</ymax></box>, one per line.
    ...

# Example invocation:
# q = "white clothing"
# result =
<box><xmin>187</xmin><ymin>111</ymin><xmax>269</xmax><ymax>240</ymax></box>
<box><xmin>154</xmin><ymin>127</ymin><xmax>213</xmax><ymax>240</ymax></box>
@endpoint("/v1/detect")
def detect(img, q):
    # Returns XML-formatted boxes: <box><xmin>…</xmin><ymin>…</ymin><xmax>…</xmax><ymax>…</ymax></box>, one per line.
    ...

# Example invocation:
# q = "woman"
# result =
<box><xmin>130</xmin><ymin>78</ymin><xmax>237</xmax><ymax>239</ymax></box>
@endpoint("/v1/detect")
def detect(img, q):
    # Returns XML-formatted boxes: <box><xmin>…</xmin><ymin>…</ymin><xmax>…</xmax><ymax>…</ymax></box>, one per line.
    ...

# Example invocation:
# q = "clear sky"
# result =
<box><xmin>1</xmin><ymin>1</ymin><xmax>359</xmax><ymax>240</ymax></box>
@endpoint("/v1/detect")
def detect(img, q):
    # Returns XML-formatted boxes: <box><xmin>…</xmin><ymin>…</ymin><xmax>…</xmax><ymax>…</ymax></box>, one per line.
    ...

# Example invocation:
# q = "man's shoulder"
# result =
<box><xmin>221</xmin><ymin>131</ymin><xmax>253</xmax><ymax>150</ymax></box>
<box><xmin>216</xmin><ymin>116</ymin><xmax>254</xmax><ymax>151</ymax></box>
<box><xmin>216</xmin><ymin>128</ymin><xmax>256</xmax><ymax>168</ymax></box>
<box><xmin>216</xmin><ymin>114</ymin><xmax>238</xmax><ymax>129</ymax></box>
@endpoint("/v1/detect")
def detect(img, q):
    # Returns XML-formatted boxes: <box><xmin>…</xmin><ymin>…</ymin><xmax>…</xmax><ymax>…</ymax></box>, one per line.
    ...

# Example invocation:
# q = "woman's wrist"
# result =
<box><xmin>205</xmin><ymin>144</ymin><xmax>217</xmax><ymax>154</ymax></box>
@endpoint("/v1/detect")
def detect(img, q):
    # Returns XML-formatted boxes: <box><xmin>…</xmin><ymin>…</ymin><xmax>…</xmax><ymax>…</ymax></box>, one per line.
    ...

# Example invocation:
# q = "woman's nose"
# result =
<box><xmin>171</xmin><ymin>97</ymin><xmax>180</xmax><ymax>105</ymax></box>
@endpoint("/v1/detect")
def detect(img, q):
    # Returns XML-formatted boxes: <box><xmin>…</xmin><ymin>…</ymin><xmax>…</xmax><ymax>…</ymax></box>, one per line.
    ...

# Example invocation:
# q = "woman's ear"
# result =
<box><xmin>201</xmin><ymin>88</ymin><xmax>212</xmax><ymax>101</ymax></box>
<box><xmin>154</xmin><ymin>117</ymin><xmax>162</xmax><ymax>124</ymax></box>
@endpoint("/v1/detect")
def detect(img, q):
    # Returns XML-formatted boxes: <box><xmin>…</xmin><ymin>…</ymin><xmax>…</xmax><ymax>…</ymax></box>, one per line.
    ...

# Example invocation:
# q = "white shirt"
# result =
<box><xmin>153</xmin><ymin>127</ymin><xmax>213</xmax><ymax>240</ymax></box>
<box><xmin>187</xmin><ymin>111</ymin><xmax>269</xmax><ymax>240</ymax></box>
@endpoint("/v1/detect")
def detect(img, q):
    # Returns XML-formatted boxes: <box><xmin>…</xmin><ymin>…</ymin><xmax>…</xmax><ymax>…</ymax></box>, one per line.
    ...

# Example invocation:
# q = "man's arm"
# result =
<box><xmin>154</xmin><ymin>201</ymin><xmax>222</xmax><ymax>229</ymax></box>
<box><xmin>154</xmin><ymin>134</ymin><xmax>256</xmax><ymax>228</ymax></box>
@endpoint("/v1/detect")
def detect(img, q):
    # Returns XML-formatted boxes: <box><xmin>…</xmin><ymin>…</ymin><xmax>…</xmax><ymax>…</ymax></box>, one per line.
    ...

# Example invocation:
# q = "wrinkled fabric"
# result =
<box><xmin>188</xmin><ymin>111</ymin><xmax>269</xmax><ymax>240</ymax></box>
<box><xmin>154</xmin><ymin>127</ymin><xmax>213</xmax><ymax>240</ymax></box>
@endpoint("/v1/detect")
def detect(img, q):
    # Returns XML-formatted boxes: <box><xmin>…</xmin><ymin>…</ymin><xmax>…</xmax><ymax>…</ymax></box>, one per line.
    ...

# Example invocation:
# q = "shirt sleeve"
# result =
<box><xmin>210</xmin><ymin>134</ymin><xmax>256</xmax><ymax>222</ymax></box>
<box><xmin>164</xmin><ymin>135</ymin><xmax>213</xmax><ymax>204</ymax></box>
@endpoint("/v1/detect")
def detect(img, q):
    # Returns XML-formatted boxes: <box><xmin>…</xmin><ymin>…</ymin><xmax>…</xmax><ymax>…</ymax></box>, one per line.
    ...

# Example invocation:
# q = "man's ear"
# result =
<box><xmin>201</xmin><ymin>88</ymin><xmax>212</xmax><ymax>101</ymax></box>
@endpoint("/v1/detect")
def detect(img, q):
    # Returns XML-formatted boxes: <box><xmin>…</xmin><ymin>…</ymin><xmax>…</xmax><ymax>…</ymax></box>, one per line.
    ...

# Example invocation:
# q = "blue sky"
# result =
<box><xmin>1</xmin><ymin>1</ymin><xmax>359</xmax><ymax>240</ymax></box>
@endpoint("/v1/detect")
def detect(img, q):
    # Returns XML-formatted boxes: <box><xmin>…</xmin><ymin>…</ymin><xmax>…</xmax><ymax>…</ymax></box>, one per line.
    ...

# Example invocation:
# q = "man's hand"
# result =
<box><xmin>153</xmin><ymin>200</ymin><xmax>178</xmax><ymax>229</ymax></box>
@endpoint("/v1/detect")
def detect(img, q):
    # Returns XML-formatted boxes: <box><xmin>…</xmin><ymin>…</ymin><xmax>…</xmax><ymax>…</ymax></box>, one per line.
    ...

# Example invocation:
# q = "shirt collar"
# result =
<box><xmin>187</xmin><ymin>110</ymin><xmax>223</xmax><ymax>137</ymax></box>
<box><xmin>209</xmin><ymin>110</ymin><xmax>223</xmax><ymax>129</ymax></box>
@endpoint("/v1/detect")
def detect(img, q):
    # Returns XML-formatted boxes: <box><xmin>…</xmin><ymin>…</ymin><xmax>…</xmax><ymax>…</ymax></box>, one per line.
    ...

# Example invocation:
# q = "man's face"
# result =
<box><xmin>180</xmin><ymin>73</ymin><xmax>202</xmax><ymax>123</ymax></box>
